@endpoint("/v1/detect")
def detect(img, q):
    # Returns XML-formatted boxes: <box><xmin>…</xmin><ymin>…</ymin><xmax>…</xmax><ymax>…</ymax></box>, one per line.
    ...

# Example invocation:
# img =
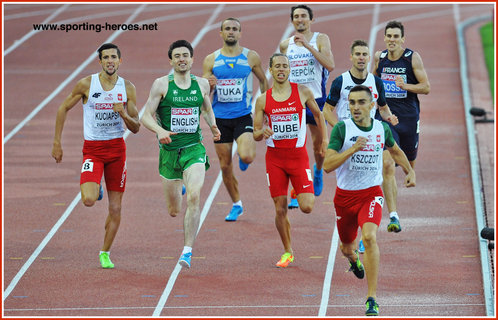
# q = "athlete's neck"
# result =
<box><xmin>99</xmin><ymin>71</ymin><xmax>118</xmax><ymax>89</ymax></box>
<box><xmin>221</xmin><ymin>44</ymin><xmax>242</xmax><ymax>57</ymax></box>
<box><xmin>388</xmin><ymin>47</ymin><xmax>404</xmax><ymax>61</ymax></box>
<box><xmin>349</xmin><ymin>68</ymin><xmax>367</xmax><ymax>80</ymax></box>
<box><xmin>271</xmin><ymin>81</ymin><xmax>292</xmax><ymax>101</ymax></box>
<box><xmin>173</xmin><ymin>71</ymin><xmax>192</xmax><ymax>89</ymax></box>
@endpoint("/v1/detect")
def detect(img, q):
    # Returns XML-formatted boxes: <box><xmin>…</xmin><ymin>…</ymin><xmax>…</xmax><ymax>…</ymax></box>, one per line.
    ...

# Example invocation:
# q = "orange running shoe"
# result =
<box><xmin>276</xmin><ymin>252</ymin><xmax>294</xmax><ymax>268</ymax></box>
<box><xmin>288</xmin><ymin>189</ymin><xmax>299</xmax><ymax>209</ymax></box>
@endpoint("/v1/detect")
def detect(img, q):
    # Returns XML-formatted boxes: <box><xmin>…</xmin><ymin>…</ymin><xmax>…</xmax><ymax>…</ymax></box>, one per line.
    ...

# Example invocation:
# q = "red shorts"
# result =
<box><xmin>265</xmin><ymin>147</ymin><xmax>313</xmax><ymax>198</ymax></box>
<box><xmin>333</xmin><ymin>186</ymin><xmax>384</xmax><ymax>244</ymax></box>
<box><xmin>80</xmin><ymin>138</ymin><xmax>127</xmax><ymax>192</ymax></box>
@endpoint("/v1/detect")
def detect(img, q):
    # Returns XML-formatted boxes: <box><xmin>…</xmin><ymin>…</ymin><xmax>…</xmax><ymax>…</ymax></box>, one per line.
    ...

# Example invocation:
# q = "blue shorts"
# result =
<box><xmin>379</xmin><ymin>115</ymin><xmax>419</xmax><ymax>161</ymax></box>
<box><xmin>305</xmin><ymin>97</ymin><xmax>326</xmax><ymax>125</ymax></box>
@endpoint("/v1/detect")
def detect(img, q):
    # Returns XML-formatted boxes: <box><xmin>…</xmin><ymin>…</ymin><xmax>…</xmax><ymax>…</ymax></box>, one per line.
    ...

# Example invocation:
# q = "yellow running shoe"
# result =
<box><xmin>276</xmin><ymin>252</ymin><xmax>294</xmax><ymax>268</ymax></box>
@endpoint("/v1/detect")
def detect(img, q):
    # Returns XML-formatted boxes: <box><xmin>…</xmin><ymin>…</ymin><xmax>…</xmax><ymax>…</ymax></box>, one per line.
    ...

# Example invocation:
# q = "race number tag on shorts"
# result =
<box><xmin>216</xmin><ymin>79</ymin><xmax>244</xmax><ymax>102</ymax></box>
<box><xmin>81</xmin><ymin>159</ymin><xmax>94</xmax><ymax>173</ymax></box>
<box><xmin>381</xmin><ymin>74</ymin><xmax>407</xmax><ymax>98</ymax></box>
<box><xmin>171</xmin><ymin>108</ymin><xmax>199</xmax><ymax>133</ymax></box>
<box><xmin>270</xmin><ymin>113</ymin><xmax>300</xmax><ymax>140</ymax></box>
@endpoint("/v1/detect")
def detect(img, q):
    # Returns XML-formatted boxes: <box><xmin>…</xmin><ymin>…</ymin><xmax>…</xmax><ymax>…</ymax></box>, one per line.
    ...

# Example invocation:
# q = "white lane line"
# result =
<box><xmin>4</xmin><ymin>4</ymin><xmax>70</xmax><ymax>56</ymax></box>
<box><xmin>151</xmin><ymin>4</ymin><xmax>225</xmax><ymax>317</ymax></box>
<box><xmin>3</xmin><ymin>4</ymin><xmax>146</xmax><ymax>144</ymax></box>
<box><xmin>2</xmin><ymin>4</ymin><xmax>148</xmax><ymax>301</ymax></box>
<box><xmin>318</xmin><ymin>225</ymin><xmax>340</xmax><ymax>316</ymax></box>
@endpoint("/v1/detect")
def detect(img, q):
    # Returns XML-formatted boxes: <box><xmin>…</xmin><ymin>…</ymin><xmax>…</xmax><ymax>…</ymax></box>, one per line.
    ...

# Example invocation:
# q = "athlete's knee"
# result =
<box><xmin>108</xmin><ymin>201</ymin><xmax>122</xmax><ymax>217</ymax></box>
<box><xmin>275</xmin><ymin>205</ymin><xmax>288</xmax><ymax>218</ymax></box>
<box><xmin>239</xmin><ymin>153</ymin><xmax>255</xmax><ymax>165</ymax></box>
<box><xmin>81</xmin><ymin>194</ymin><xmax>96</xmax><ymax>207</ymax></box>
<box><xmin>383</xmin><ymin>157</ymin><xmax>396</xmax><ymax>175</ymax></box>
<box><xmin>300</xmin><ymin>203</ymin><xmax>313</xmax><ymax>214</ymax></box>
<box><xmin>362</xmin><ymin>232</ymin><xmax>377</xmax><ymax>247</ymax></box>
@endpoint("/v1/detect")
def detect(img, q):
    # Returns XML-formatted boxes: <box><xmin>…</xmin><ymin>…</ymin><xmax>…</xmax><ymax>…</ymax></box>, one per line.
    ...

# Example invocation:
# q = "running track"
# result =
<box><xmin>3</xmin><ymin>3</ymin><xmax>494</xmax><ymax>317</ymax></box>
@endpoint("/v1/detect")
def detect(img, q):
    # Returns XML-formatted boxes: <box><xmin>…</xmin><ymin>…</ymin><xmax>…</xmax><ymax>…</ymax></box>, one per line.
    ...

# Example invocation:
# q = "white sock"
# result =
<box><xmin>389</xmin><ymin>211</ymin><xmax>399</xmax><ymax>219</ymax></box>
<box><xmin>99</xmin><ymin>251</ymin><xmax>109</xmax><ymax>255</ymax></box>
<box><xmin>182</xmin><ymin>246</ymin><xmax>192</xmax><ymax>255</ymax></box>
<box><xmin>233</xmin><ymin>200</ymin><xmax>242</xmax><ymax>207</ymax></box>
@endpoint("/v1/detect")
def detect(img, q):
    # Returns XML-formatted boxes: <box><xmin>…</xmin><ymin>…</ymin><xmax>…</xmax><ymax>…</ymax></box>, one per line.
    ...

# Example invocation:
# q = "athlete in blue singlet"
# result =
<box><xmin>279</xmin><ymin>5</ymin><xmax>335</xmax><ymax>207</ymax></box>
<box><xmin>373</xmin><ymin>20</ymin><xmax>430</xmax><ymax>232</ymax></box>
<box><xmin>203</xmin><ymin>17</ymin><xmax>268</xmax><ymax>222</ymax></box>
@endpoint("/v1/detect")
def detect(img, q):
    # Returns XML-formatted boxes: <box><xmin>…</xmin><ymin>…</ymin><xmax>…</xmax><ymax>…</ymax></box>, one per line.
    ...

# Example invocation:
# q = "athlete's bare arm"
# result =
<box><xmin>323</xmin><ymin>136</ymin><xmax>368</xmax><ymax>173</ymax></box>
<box><xmin>141</xmin><ymin>76</ymin><xmax>177</xmax><ymax>144</ymax></box>
<box><xmin>202</xmin><ymin>53</ymin><xmax>217</xmax><ymax>93</ymax></box>
<box><xmin>323</xmin><ymin>102</ymin><xmax>339</xmax><ymax>128</ymax></box>
<box><xmin>114</xmin><ymin>80</ymin><xmax>140</xmax><ymax>134</ymax></box>
<box><xmin>248</xmin><ymin>50</ymin><xmax>269</xmax><ymax>93</ymax></box>
<box><xmin>387</xmin><ymin>142</ymin><xmax>416</xmax><ymax>187</ymax></box>
<box><xmin>299</xmin><ymin>84</ymin><xmax>328</xmax><ymax>156</ymax></box>
<box><xmin>395</xmin><ymin>52</ymin><xmax>430</xmax><ymax>95</ymax></box>
<box><xmin>52</xmin><ymin>76</ymin><xmax>91</xmax><ymax>163</ymax></box>
<box><xmin>253</xmin><ymin>94</ymin><xmax>272</xmax><ymax>141</ymax></box>
<box><xmin>197</xmin><ymin>76</ymin><xmax>221</xmax><ymax>141</ymax></box>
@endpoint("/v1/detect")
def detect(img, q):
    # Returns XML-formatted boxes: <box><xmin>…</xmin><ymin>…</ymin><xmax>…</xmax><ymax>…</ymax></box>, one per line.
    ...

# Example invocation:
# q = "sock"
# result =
<box><xmin>99</xmin><ymin>251</ymin><xmax>109</xmax><ymax>255</ymax></box>
<box><xmin>389</xmin><ymin>211</ymin><xmax>399</xmax><ymax>219</ymax></box>
<box><xmin>233</xmin><ymin>200</ymin><xmax>242</xmax><ymax>207</ymax></box>
<box><xmin>315</xmin><ymin>164</ymin><xmax>323</xmax><ymax>174</ymax></box>
<box><xmin>182</xmin><ymin>246</ymin><xmax>192</xmax><ymax>255</ymax></box>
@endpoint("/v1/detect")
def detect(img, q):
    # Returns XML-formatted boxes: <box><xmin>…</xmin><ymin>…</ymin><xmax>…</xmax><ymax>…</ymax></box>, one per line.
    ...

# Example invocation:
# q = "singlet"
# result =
<box><xmin>287</xmin><ymin>32</ymin><xmax>329</xmax><ymax>100</ymax></box>
<box><xmin>333</xmin><ymin>71</ymin><xmax>381</xmax><ymax>122</ymax></box>
<box><xmin>335</xmin><ymin>119</ymin><xmax>386</xmax><ymax>190</ymax></box>
<box><xmin>156</xmin><ymin>74</ymin><xmax>204</xmax><ymax>151</ymax></box>
<box><xmin>376</xmin><ymin>48</ymin><xmax>420</xmax><ymax>118</ymax></box>
<box><xmin>212</xmin><ymin>48</ymin><xmax>253</xmax><ymax>119</ymax></box>
<box><xmin>265</xmin><ymin>83</ymin><xmax>307</xmax><ymax>148</ymax></box>
<box><xmin>83</xmin><ymin>73</ymin><xmax>127</xmax><ymax>141</ymax></box>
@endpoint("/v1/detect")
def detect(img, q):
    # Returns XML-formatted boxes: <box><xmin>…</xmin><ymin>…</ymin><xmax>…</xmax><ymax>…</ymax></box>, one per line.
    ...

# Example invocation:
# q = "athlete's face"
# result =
<box><xmin>170</xmin><ymin>47</ymin><xmax>193</xmax><ymax>73</ymax></box>
<box><xmin>384</xmin><ymin>27</ymin><xmax>405</xmax><ymax>53</ymax></box>
<box><xmin>99</xmin><ymin>48</ymin><xmax>121</xmax><ymax>76</ymax></box>
<box><xmin>350</xmin><ymin>46</ymin><xmax>370</xmax><ymax>72</ymax></box>
<box><xmin>348</xmin><ymin>90</ymin><xmax>374</xmax><ymax>125</ymax></box>
<box><xmin>220</xmin><ymin>20</ymin><xmax>241</xmax><ymax>46</ymax></box>
<box><xmin>292</xmin><ymin>8</ymin><xmax>312</xmax><ymax>32</ymax></box>
<box><xmin>270</xmin><ymin>56</ymin><xmax>290</xmax><ymax>83</ymax></box>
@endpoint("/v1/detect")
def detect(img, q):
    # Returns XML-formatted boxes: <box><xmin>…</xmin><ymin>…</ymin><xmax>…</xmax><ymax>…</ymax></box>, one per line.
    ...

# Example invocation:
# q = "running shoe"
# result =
<box><xmin>387</xmin><ymin>216</ymin><xmax>402</xmax><ymax>233</ymax></box>
<box><xmin>365</xmin><ymin>297</ymin><xmax>379</xmax><ymax>316</ymax></box>
<box><xmin>348</xmin><ymin>250</ymin><xmax>364</xmax><ymax>279</ymax></box>
<box><xmin>182</xmin><ymin>184</ymin><xmax>186</xmax><ymax>195</ymax></box>
<box><xmin>97</xmin><ymin>184</ymin><xmax>104</xmax><ymax>201</ymax></box>
<box><xmin>288</xmin><ymin>188</ymin><xmax>299</xmax><ymax>209</ymax></box>
<box><xmin>179</xmin><ymin>252</ymin><xmax>192</xmax><ymax>268</ymax></box>
<box><xmin>99</xmin><ymin>252</ymin><xmax>114</xmax><ymax>269</ymax></box>
<box><xmin>276</xmin><ymin>252</ymin><xmax>294</xmax><ymax>268</ymax></box>
<box><xmin>225</xmin><ymin>205</ymin><xmax>243</xmax><ymax>221</ymax></box>
<box><xmin>358</xmin><ymin>239</ymin><xmax>365</xmax><ymax>254</ymax></box>
<box><xmin>313</xmin><ymin>164</ymin><xmax>323</xmax><ymax>196</ymax></box>
<box><xmin>239</xmin><ymin>157</ymin><xmax>249</xmax><ymax>171</ymax></box>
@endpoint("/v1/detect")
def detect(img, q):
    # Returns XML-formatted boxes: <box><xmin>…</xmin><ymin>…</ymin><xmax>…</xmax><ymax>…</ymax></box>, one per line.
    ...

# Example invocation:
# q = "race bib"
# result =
<box><xmin>290</xmin><ymin>59</ymin><xmax>316</xmax><ymax>84</ymax></box>
<box><xmin>271</xmin><ymin>113</ymin><xmax>300</xmax><ymax>140</ymax></box>
<box><xmin>216</xmin><ymin>78</ymin><xmax>244</xmax><ymax>102</ymax></box>
<box><xmin>94</xmin><ymin>102</ymin><xmax>121</xmax><ymax>130</ymax></box>
<box><xmin>349</xmin><ymin>143</ymin><xmax>382</xmax><ymax>172</ymax></box>
<box><xmin>381</xmin><ymin>74</ymin><xmax>407</xmax><ymax>98</ymax></box>
<box><xmin>171</xmin><ymin>108</ymin><xmax>199</xmax><ymax>133</ymax></box>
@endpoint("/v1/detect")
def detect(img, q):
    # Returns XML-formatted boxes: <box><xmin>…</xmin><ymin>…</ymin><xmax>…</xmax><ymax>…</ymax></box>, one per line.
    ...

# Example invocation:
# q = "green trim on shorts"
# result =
<box><xmin>158</xmin><ymin>143</ymin><xmax>210</xmax><ymax>179</ymax></box>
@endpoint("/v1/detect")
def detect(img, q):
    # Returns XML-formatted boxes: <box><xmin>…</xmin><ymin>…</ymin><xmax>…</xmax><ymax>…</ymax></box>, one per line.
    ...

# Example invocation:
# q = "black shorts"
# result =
<box><xmin>306</xmin><ymin>97</ymin><xmax>326</xmax><ymax>125</ymax></box>
<box><xmin>379</xmin><ymin>115</ymin><xmax>419</xmax><ymax>161</ymax></box>
<box><xmin>215</xmin><ymin>114</ymin><xmax>254</xmax><ymax>144</ymax></box>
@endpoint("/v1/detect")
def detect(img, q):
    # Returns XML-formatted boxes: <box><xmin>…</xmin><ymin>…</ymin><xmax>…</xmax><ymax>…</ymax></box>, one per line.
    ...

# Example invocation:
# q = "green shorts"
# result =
<box><xmin>159</xmin><ymin>143</ymin><xmax>210</xmax><ymax>180</ymax></box>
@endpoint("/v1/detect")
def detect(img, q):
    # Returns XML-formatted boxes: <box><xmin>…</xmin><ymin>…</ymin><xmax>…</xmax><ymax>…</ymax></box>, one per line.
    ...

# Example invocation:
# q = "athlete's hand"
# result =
<box><xmin>404</xmin><ymin>170</ymin><xmax>416</xmax><ymax>187</ymax></box>
<box><xmin>207</xmin><ymin>75</ymin><xmax>217</xmax><ymax>92</ymax></box>
<box><xmin>157</xmin><ymin>130</ymin><xmax>177</xmax><ymax>144</ymax></box>
<box><xmin>395</xmin><ymin>76</ymin><xmax>406</xmax><ymax>90</ymax></box>
<box><xmin>386</xmin><ymin>114</ymin><xmax>399</xmax><ymax>126</ymax></box>
<box><xmin>113</xmin><ymin>102</ymin><xmax>125</xmax><ymax>115</ymax></box>
<box><xmin>211</xmin><ymin>125</ymin><xmax>221</xmax><ymax>141</ymax></box>
<box><xmin>352</xmin><ymin>136</ymin><xmax>368</xmax><ymax>152</ymax></box>
<box><xmin>263</xmin><ymin>128</ymin><xmax>274</xmax><ymax>139</ymax></box>
<box><xmin>52</xmin><ymin>142</ymin><xmax>63</xmax><ymax>163</ymax></box>
<box><xmin>293</xmin><ymin>33</ymin><xmax>310</xmax><ymax>48</ymax></box>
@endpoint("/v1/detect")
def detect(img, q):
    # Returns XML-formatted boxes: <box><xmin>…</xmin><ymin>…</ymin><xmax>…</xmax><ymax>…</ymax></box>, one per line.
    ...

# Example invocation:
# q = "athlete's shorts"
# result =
<box><xmin>265</xmin><ymin>147</ymin><xmax>313</xmax><ymax>197</ymax></box>
<box><xmin>333</xmin><ymin>185</ymin><xmax>384</xmax><ymax>244</ymax></box>
<box><xmin>377</xmin><ymin>114</ymin><xmax>419</xmax><ymax>161</ymax></box>
<box><xmin>305</xmin><ymin>96</ymin><xmax>326</xmax><ymax>125</ymax></box>
<box><xmin>80</xmin><ymin>138</ymin><xmax>126</xmax><ymax>192</ymax></box>
<box><xmin>214</xmin><ymin>114</ymin><xmax>253</xmax><ymax>144</ymax></box>
<box><xmin>159</xmin><ymin>143</ymin><xmax>210</xmax><ymax>180</ymax></box>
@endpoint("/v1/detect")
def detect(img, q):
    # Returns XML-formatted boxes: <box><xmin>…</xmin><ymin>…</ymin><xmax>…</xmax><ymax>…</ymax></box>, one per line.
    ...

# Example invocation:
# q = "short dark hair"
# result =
<box><xmin>97</xmin><ymin>43</ymin><xmax>120</xmax><ymax>60</ymax></box>
<box><xmin>290</xmin><ymin>4</ymin><xmax>313</xmax><ymax>21</ymax></box>
<box><xmin>220</xmin><ymin>17</ymin><xmax>241</xmax><ymax>31</ymax></box>
<box><xmin>385</xmin><ymin>20</ymin><xmax>404</xmax><ymax>37</ymax></box>
<box><xmin>269</xmin><ymin>53</ymin><xmax>288</xmax><ymax>68</ymax></box>
<box><xmin>349</xmin><ymin>85</ymin><xmax>373</xmax><ymax>101</ymax></box>
<box><xmin>168</xmin><ymin>40</ymin><xmax>194</xmax><ymax>59</ymax></box>
<box><xmin>351</xmin><ymin>39</ymin><xmax>369</xmax><ymax>53</ymax></box>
